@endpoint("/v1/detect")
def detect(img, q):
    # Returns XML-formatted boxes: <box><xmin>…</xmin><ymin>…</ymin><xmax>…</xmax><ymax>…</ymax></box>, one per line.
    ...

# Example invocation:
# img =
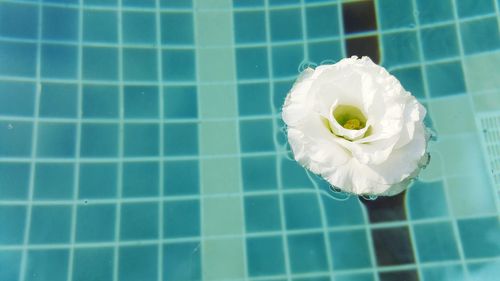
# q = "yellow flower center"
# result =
<box><xmin>333</xmin><ymin>105</ymin><xmax>367</xmax><ymax>130</ymax></box>
<box><xmin>343</xmin><ymin>118</ymin><xmax>362</xmax><ymax>130</ymax></box>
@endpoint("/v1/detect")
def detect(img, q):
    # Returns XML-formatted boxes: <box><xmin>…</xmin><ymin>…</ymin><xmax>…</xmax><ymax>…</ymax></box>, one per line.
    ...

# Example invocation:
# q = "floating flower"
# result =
<box><xmin>282</xmin><ymin>56</ymin><xmax>430</xmax><ymax>196</ymax></box>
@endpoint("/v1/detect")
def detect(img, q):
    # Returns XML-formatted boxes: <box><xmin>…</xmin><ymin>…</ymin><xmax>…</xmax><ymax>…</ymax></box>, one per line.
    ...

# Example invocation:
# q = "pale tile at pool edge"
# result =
<box><xmin>464</xmin><ymin>51</ymin><xmax>500</xmax><ymax>93</ymax></box>
<box><xmin>203</xmin><ymin>197</ymin><xmax>243</xmax><ymax>236</ymax></box>
<box><xmin>428</xmin><ymin>95</ymin><xmax>476</xmax><ymax>135</ymax></box>
<box><xmin>203</xmin><ymin>238</ymin><xmax>245</xmax><ymax>280</ymax></box>
<box><xmin>199</xmin><ymin>121</ymin><xmax>238</xmax><ymax>155</ymax></box>
<box><xmin>196</xmin><ymin>0</ymin><xmax>232</xmax><ymax>10</ymax></box>
<box><xmin>197</xmin><ymin>48</ymin><xmax>236</xmax><ymax>82</ymax></box>
<box><xmin>472</xmin><ymin>90</ymin><xmax>500</xmax><ymax>112</ymax></box>
<box><xmin>198</xmin><ymin>85</ymin><xmax>237</xmax><ymax>118</ymax></box>
<box><xmin>446</xmin><ymin>175</ymin><xmax>497</xmax><ymax>217</ymax></box>
<box><xmin>196</xmin><ymin>11</ymin><xmax>233</xmax><ymax>47</ymax></box>
<box><xmin>418</xmin><ymin>145</ymin><xmax>444</xmax><ymax>182</ymax></box>
<box><xmin>201</xmin><ymin>157</ymin><xmax>241</xmax><ymax>194</ymax></box>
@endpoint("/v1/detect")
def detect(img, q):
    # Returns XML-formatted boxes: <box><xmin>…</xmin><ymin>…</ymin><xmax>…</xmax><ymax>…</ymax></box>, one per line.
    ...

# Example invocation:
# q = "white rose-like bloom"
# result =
<box><xmin>282</xmin><ymin>56</ymin><xmax>430</xmax><ymax>196</ymax></box>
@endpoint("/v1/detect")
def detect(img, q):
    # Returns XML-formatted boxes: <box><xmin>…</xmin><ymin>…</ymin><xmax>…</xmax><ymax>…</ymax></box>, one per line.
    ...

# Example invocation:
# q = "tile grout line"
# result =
<box><xmin>18</xmin><ymin>0</ymin><xmax>42</xmax><ymax>280</ymax></box>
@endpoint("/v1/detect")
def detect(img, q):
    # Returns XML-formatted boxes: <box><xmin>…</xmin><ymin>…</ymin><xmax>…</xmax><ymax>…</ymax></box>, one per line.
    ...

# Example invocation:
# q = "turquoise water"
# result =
<box><xmin>0</xmin><ymin>0</ymin><xmax>499</xmax><ymax>280</ymax></box>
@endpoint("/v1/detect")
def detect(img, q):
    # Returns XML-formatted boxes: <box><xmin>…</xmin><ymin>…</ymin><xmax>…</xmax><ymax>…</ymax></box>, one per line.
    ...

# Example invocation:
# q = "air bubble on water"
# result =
<box><xmin>360</xmin><ymin>194</ymin><xmax>378</xmax><ymax>201</ymax></box>
<box><xmin>298</xmin><ymin>61</ymin><xmax>317</xmax><ymax>73</ymax></box>
<box><xmin>320</xmin><ymin>59</ymin><xmax>336</xmax><ymax>65</ymax></box>
<box><xmin>83</xmin><ymin>200</ymin><xmax>88</xmax><ymax>205</ymax></box>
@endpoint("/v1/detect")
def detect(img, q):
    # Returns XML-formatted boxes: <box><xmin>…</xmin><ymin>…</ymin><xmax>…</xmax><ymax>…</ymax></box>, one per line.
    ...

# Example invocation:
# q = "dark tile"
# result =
<box><xmin>360</xmin><ymin>191</ymin><xmax>407</xmax><ymax>223</ymax></box>
<box><xmin>372</xmin><ymin>226</ymin><xmax>415</xmax><ymax>266</ymax></box>
<box><xmin>346</xmin><ymin>36</ymin><xmax>380</xmax><ymax>63</ymax></box>
<box><xmin>379</xmin><ymin>270</ymin><xmax>418</xmax><ymax>281</ymax></box>
<box><xmin>342</xmin><ymin>0</ymin><xmax>377</xmax><ymax>34</ymax></box>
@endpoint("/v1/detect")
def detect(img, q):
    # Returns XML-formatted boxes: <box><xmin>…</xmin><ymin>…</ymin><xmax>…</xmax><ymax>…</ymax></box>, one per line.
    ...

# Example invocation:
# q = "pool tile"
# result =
<box><xmin>421</xmin><ymin>265</ymin><xmax>465</xmax><ymax>281</ymax></box>
<box><xmin>0</xmin><ymin>206</ymin><xmax>26</xmax><ymax>245</ymax></box>
<box><xmin>377</xmin><ymin>0</ymin><xmax>414</xmax><ymax>30</ymax></box>
<box><xmin>322</xmin><ymin>195</ymin><xmax>365</xmax><ymax>226</ymax></box>
<box><xmin>162</xmin><ymin>49</ymin><xmax>196</xmax><ymax>81</ymax></box>
<box><xmin>201</xmin><ymin>157</ymin><xmax>241</xmax><ymax>194</ymax></box>
<box><xmin>79</xmin><ymin>163</ymin><xmax>117</xmax><ymax>199</ymax></box>
<box><xmin>34</xmin><ymin>163</ymin><xmax>74</xmax><ymax>200</ymax></box>
<box><xmin>199</xmin><ymin>121</ymin><xmax>238</xmax><ymax>155</ymax></box>
<box><xmin>415</xmin><ymin>0</ymin><xmax>453</xmax><ymax>24</ymax></box>
<box><xmin>82</xmin><ymin>85</ymin><xmax>119</xmax><ymax>118</ymax></box>
<box><xmin>379</xmin><ymin>270</ymin><xmax>418</xmax><ymax>281</ymax></box>
<box><xmin>408</xmin><ymin>180</ymin><xmax>449</xmax><ymax>220</ymax></box>
<box><xmin>458</xmin><ymin>216</ymin><xmax>500</xmax><ymax>258</ymax></box>
<box><xmin>236</xmin><ymin>47</ymin><xmax>269</xmax><ymax>79</ymax></box>
<box><xmin>39</xmin><ymin>83</ymin><xmax>77</xmax><ymax>118</ymax></box>
<box><xmin>124</xmin><ymin>123</ymin><xmax>159</xmax><ymax>157</ymax></box>
<box><xmin>269</xmin><ymin>0</ymin><xmax>299</xmax><ymax>5</ymax></box>
<box><xmin>29</xmin><ymin>205</ymin><xmax>72</xmax><ymax>244</ymax></box>
<box><xmin>73</xmin><ymin>248</ymin><xmax>114</xmax><ymax>281</ymax></box>
<box><xmin>0</xmin><ymin>41</ymin><xmax>37</xmax><ymax>77</ymax></box>
<box><xmin>284</xmin><ymin>193</ymin><xmax>322</xmax><ymax>230</ymax></box>
<box><xmin>421</xmin><ymin>24</ymin><xmax>459</xmax><ymax>61</ymax></box>
<box><xmin>460</xmin><ymin>17</ymin><xmax>500</xmax><ymax>55</ymax></box>
<box><xmin>197</xmin><ymin>11</ymin><xmax>233</xmax><ymax>47</ymax></box>
<box><xmin>198</xmin><ymin>85</ymin><xmax>237</xmax><ymax>118</ymax></box>
<box><xmin>272</xmin><ymin>44</ymin><xmax>304</xmax><ymax>78</ymax></box>
<box><xmin>244</xmin><ymin>195</ymin><xmax>282</xmax><ymax>232</ymax></box>
<box><xmin>464</xmin><ymin>52</ymin><xmax>500</xmax><ymax>93</ymax></box>
<box><xmin>391</xmin><ymin>67</ymin><xmax>425</xmax><ymax>99</ymax></box>
<box><xmin>306</xmin><ymin>4</ymin><xmax>339</xmax><ymax>39</ymax></box>
<box><xmin>0</xmin><ymin>81</ymin><xmax>35</xmax><ymax>117</ymax></box>
<box><xmin>270</xmin><ymin>8</ymin><xmax>302</xmax><ymax>42</ymax></box>
<box><xmin>428</xmin><ymin>95</ymin><xmax>475</xmax><ymax>134</ymax></box>
<box><xmin>164</xmin><ymin>160</ymin><xmax>199</xmax><ymax>195</ymax></box>
<box><xmin>0</xmin><ymin>251</ymin><xmax>21</xmax><ymax>281</ymax></box>
<box><xmin>123</xmin><ymin>162</ymin><xmax>159</xmax><ymax>197</ymax></box>
<box><xmin>83</xmin><ymin>10</ymin><xmax>118</xmax><ymax>43</ymax></box>
<box><xmin>382</xmin><ymin>31</ymin><xmax>420</xmax><ymax>67</ymax></box>
<box><xmin>247</xmin><ymin>236</ymin><xmax>286</xmax><ymax>276</ymax></box>
<box><xmin>361</xmin><ymin>191</ymin><xmax>407</xmax><ymax>222</ymax></box>
<box><xmin>124</xmin><ymin>86</ymin><xmax>159</xmax><ymax>118</ymax></box>
<box><xmin>123</xmin><ymin>49</ymin><xmax>158</xmax><ymax>82</ymax></box>
<box><xmin>281</xmin><ymin>157</ymin><xmax>312</xmax><ymax>189</ymax></box>
<box><xmin>197</xmin><ymin>48</ymin><xmax>235</xmax><ymax>82</ymax></box>
<box><xmin>426</xmin><ymin>61</ymin><xmax>466</xmax><ymax>97</ymax></box>
<box><xmin>467</xmin><ymin>260</ymin><xmax>500</xmax><ymax>281</ymax></box>
<box><xmin>372</xmin><ymin>226</ymin><xmax>415</xmax><ymax>266</ymax></box>
<box><xmin>42</xmin><ymin>6</ymin><xmax>78</xmax><ymax>41</ymax></box>
<box><xmin>288</xmin><ymin>233</ymin><xmax>328</xmax><ymax>273</ymax></box>
<box><xmin>161</xmin><ymin>12</ymin><xmax>194</xmax><ymax>45</ymax></box>
<box><xmin>336</xmin><ymin>274</ymin><xmax>374</xmax><ymax>281</ymax></box>
<box><xmin>414</xmin><ymin>222</ymin><xmax>460</xmax><ymax>262</ymax></box>
<box><xmin>238</xmin><ymin>83</ymin><xmax>272</xmax><ymax>116</ymax></box>
<box><xmin>85</xmin><ymin>0</ymin><xmax>117</xmax><ymax>6</ymax></box>
<box><xmin>0</xmin><ymin>2</ymin><xmax>38</xmax><ymax>39</ymax></box>
<box><xmin>203</xmin><ymin>238</ymin><xmax>245</xmax><ymax>280</ymax></box>
<box><xmin>164</xmin><ymin>200</ymin><xmax>200</xmax><ymax>238</ymax></box>
<box><xmin>26</xmin><ymin>250</ymin><xmax>68</xmax><ymax>281</ymax></box>
<box><xmin>164</xmin><ymin>242</ymin><xmax>202</xmax><ymax>281</ymax></box>
<box><xmin>233</xmin><ymin>0</ymin><xmax>264</xmax><ymax>7</ymax></box>
<box><xmin>240</xmin><ymin>119</ymin><xmax>275</xmax><ymax>152</ymax></box>
<box><xmin>346</xmin><ymin>36</ymin><xmax>380</xmax><ymax>63</ymax></box>
<box><xmin>0</xmin><ymin>163</ymin><xmax>30</xmax><ymax>199</ymax></box>
<box><xmin>164</xmin><ymin>86</ymin><xmax>198</xmax><ymax>119</ymax></box>
<box><xmin>342</xmin><ymin>0</ymin><xmax>376</xmax><ymax>33</ymax></box>
<box><xmin>81</xmin><ymin>123</ymin><xmax>119</xmax><ymax>157</ymax></box>
<box><xmin>164</xmin><ymin>123</ymin><xmax>198</xmax><ymax>156</ymax></box>
<box><xmin>83</xmin><ymin>47</ymin><xmax>118</xmax><ymax>80</ymax></box>
<box><xmin>0</xmin><ymin>121</ymin><xmax>32</xmax><ymax>157</ymax></box>
<box><xmin>123</xmin><ymin>11</ymin><xmax>156</xmax><ymax>44</ymax></box>
<box><xmin>37</xmin><ymin>123</ymin><xmax>76</xmax><ymax>158</ymax></box>
<box><xmin>330</xmin><ymin>230</ymin><xmax>372</xmax><ymax>270</ymax></box>
<box><xmin>120</xmin><ymin>202</ymin><xmax>159</xmax><ymax>240</ymax></box>
<box><xmin>119</xmin><ymin>245</ymin><xmax>157</xmax><ymax>281</ymax></box>
<box><xmin>456</xmin><ymin>0</ymin><xmax>495</xmax><ymax>18</ymax></box>
<box><xmin>447</xmin><ymin>175</ymin><xmax>497</xmax><ymax>217</ymax></box>
<box><xmin>242</xmin><ymin>155</ymin><xmax>277</xmax><ymax>191</ymax></box>
<box><xmin>308</xmin><ymin>40</ymin><xmax>343</xmax><ymax>65</ymax></box>
<box><xmin>203</xmin><ymin>197</ymin><xmax>243</xmax><ymax>236</ymax></box>
<box><xmin>41</xmin><ymin>44</ymin><xmax>77</xmax><ymax>79</ymax></box>
<box><xmin>234</xmin><ymin>11</ymin><xmax>266</xmax><ymax>44</ymax></box>
<box><xmin>76</xmin><ymin>204</ymin><xmax>116</xmax><ymax>242</ymax></box>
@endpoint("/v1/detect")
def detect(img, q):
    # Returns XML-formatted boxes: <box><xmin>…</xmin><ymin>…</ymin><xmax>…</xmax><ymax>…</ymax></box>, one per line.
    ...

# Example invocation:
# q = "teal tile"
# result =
<box><xmin>408</xmin><ymin>181</ymin><xmax>449</xmax><ymax>220</ymax></box>
<box><xmin>336</xmin><ymin>274</ymin><xmax>374</xmax><ymax>281</ymax></box>
<box><xmin>382</xmin><ymin>32</ymin><xmax>420</xmax><ymax>67</ymax></box>
<box><xmin>162</xmin><ymin>49</ymin><xmax>195</xmax><ymax>81</ymax></box>
<box><xmin>0</xmin><ymin>163</ymin><xmax>30</xmax><ymax>199</ymax></box>
<box><xmin>164</xmin><ymin>123</ymin><xmax>198</xmax><ymax>156</ymax></box>
<box><xmin>83</xmin><ymin>47</ymin><xmax>118</xmax><ymax>80</ymax></box>
<box><xmin>414</xmin><ymin>222</ymin><xmax>460</xmax><ymax>262</ymax></box>
<box><xmin>80</xmin><ymin>123</ymin><xmax>119</xmax><ymax>157</ymax></box>
<box><xmin>0</xmin><ymin>206</ymin><xmax>26</xmax><ymax>244</ymax></box>
<box><xmin>120</xmin><ymin>203</ymin><xmax>158</xmax><ymax>240</ymax></box>
<box><xmin>456</xmin><ymin>0</ymin><xmax>495</xmax><ymax>18</ymax></box>
<box><xmin>270</xmin><ymin>9</ymin><xmax>302</xmax><ymax>42</ymax></box>
<box><xmin>308</xmin><ymin>40</ymin><xmax>342</xmax><ymax>65</ymax></box>
<box><xmin>416</xmin><ymin>0</ymin><xmax>453</xmax><ymax>24</ymax></box>
<box><xmin>234</xmin><ymin>11</ymin><xmax>266</xmax><ymax>43</ymax></box>
<box><xmin>83</xmin><ymin>10</ymin><xmax>118</xmax><ymax>43</ymax></box>
<box><xmin>123</xmin><ymin>11</ymin><xmax>156</xmax><ymax>44</ymax></box>
<box><xmin>123</xmin><ymin>0</ymin><xmax>155</xmax><ymax>7</ymax></box>
<box><xmin>124</xmin><ymin>123</ymin><xmax>159</xmax><ymax>157</ymax></box>
<box><xmin>330</xmin><ymin>230</ymin><xmax>371</xmax><ymax>270</ymax></box>
<box><xmin>281</xmin><ymin>157</ymin><xmax>312</xmax><ymax>189</ymax></box>
<box><xmin>247</xmin><ymin>236</ymin><xmax>285</xmax><ymax>276</ymax></box>
<box><xmin>270</xmin><ymin>0</ymin><xmax>299</xmax><ymax>5</ymax></box>
<box><xmin>163</xmin><ymin>242</ymin><xmax>201</xmax><ymax>281</ymax></box>
<box><xmin>73</xmin><ymin>248</ymin><xmax>114</xmax><ymax>281</ymax></box>
<box><xmin>0</xmin><ymin>81</ymin><xmax>35</xmax><ymax>116</ymax></box>
<box><xmin>123</xmin><ymin>162</ymin><xmax>159</xmax><ymax>198</ymax></box>
<box><xmin>164</xmin><ymin>160</ymin><xmax>199</xmax><ymax>195</ymax></box>
<box><xmin>421</xmin><ymin>265</ymin><xmax>465</xmax><ymax>281</ymax></box>
<box><xmin>82</xmin><ymin>85</ymin><xmax>119</xmax><ymax>118</ymax></box>
<box><xmin>164</xmin><ymin>200</ymin><xmax>200</xmax><ymax>238</ymax></box>
<box><xmin>244</xmin><ymin>195</ymin><xmax>281</xmax><ymax>232</ymax></box>
<box><xmin>240</xmin><ymin>119</ymin><xmax>275</xmax><ymax>152</ymax></box>
<box><xmin>322</xmin><ymin>194</ymin><xmax>365</xmax><ymax>226</ymax></box>
<box><xmin>26</xmin><ymin>250</ymin><xmax>68</xmax><ymax>281</ymax></box>
<box><xmin>426</xmin><ymin>61</ymin><xmax>465</xmax><ymax>97</ymax></box>
<box><xmin>123</xmin><ymin>49</ymin><xmax>158</xmax><ymax>82</ymax></box>
<box><xmin>84</xmin><ymin>0</ymin><xmax>117</xmax><ymax>6</ymax></box>
<box><xmin>37</xmin><ymin>123</ymin><xmax>76</xmax><ymax>158</ymax></box>
<box><xmin>34</xmin><ymin>163</ymin><xmax>74</xmax><ymax>200</ymax></box>
<box><xmin>460</xmin><ymin>17</ymin><xmax>500</xmax><ymax>55</ymax></box>
<box><xmin>0</xmin><ymin>41</ymin><xmax>37</xmax><ymax>77</ymax></box>
<box><xmin>0</xmin><ymin>121</ymin><xmax>32</xmax><ymax>157</ymax></box>
<box><xmin>391</xmin><ymin>67</ymin><xmax>425</xmax><ymax>99</ymax></box>
<box><xmin>29</xmin><ymin>206</ymin><xmax>71</xmax><ymax>244</ymax></box>
<box><xmin>42</xmin><ymin>6</ymin><xmax>78</xmax><ymax>41</ymax></box>
<box><xmin>0</xmin><ymin>2</ymin><xmax>38</xmax><ymax>39</ymax></box>
<box><xmin>39</xmin><ymin>83</ymin><xmax>77</xmax><ymax>118</ymax></box>
<box><xmin>421</xmin><ymin>25</ymin><xmax>459</xmax><ymax>60</ymax></box>
<box><xmin>0</xmin><ymin>251</ymin><xmax>21</xmax><ymax>281</ymax></box>
<box><xmin>119</xmin><ymin>246</ymin><xmax>157</xmax><ymax>281</ymax></box>
<box><xmin>41</xmin><ymin>44</ymin><xmax>77</xmax><ymax>78</ymax></box>
<box><xmin>242</xmin><ymin>155</ymin><xmax>277</xmax><ymax>191</ymax></box>
<box><xmin>161</xmin><ymin>12</ymin><xmax>194</xmax><ymax>45</ymax></box>
<box><xmin>79</xmin><ymin>163</ymin><xmax>117</xmax><ymax>199</ymax></box>
<box><xmin>76</xmin><ymin>204</ymin><xmax>116</xmax><ymax>242</ymax></box>
<box><xmin>238</xmin><ymin>83</ymin><xmax>271</xmax><ymax>116</ymax></box>
<box><xmin>467</xmin><ymin>261</ymin><xmax>500</xmax><ymax>281</ymax></box>
<box><xmin>288</xmin><ymin>233</ymin><xmax>328</xmax><ymax>273</ymax></box>
<box><xmin>161</xmin><ymin>0</ymin><xmax>192</xmax><ymax>7</ymax></box>
<box><xmin>377</xmin><ymin>0</ymin><xmax>415</xmax><ymax>30</ymax></box>
<box><xmin>124</xmin><ymin>86</ymin><xmax>159</xmax><ymax>118</ymax></box>
<box><xmin>233</xmin><ymin>0</ymin><xmax>264</xmax><ymax>7</ymax></box>
<box><xmin>284</xmin><ymin>193</ymin><xmax>321</xmax><ymax>230</ymax></box>
<box><xmin>294</xmin><ymin>277</ymin><xmax>330</xmax><ymax>281</ymax></box>
<box><xmin>458</xmin><ymin>216</ymin><xmax>500</xmax><ymax>258</ymax></box>
<box><xmin>236</xmin><ymin>47</ymin><xmax>269</xmax><ymax>79</ymax></box>
<box><xmin>306</xmin><ymin>4</ymin><xmax>339</xmax><ymax>39</ymax></box>
<box><xmin>164</xmin><ymin>86</ymin><xmax>198</xmax><ymax>119</ymax></box>
<box><xmin>272</xmin><ymin>44</ymin><xmax>304</xmax><ymax>77</ymax></box>
<box><xmin>273</xmin><ymin>80</ymin><xmax>294</xmax><ymax>111</ymax></box>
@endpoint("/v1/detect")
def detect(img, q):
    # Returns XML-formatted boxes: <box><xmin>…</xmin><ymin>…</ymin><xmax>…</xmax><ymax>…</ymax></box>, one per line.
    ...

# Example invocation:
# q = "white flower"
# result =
<box><xmin>282</xmin><ymin>56</ymin><xmax>430</xmax><ymax>196</ymax></box>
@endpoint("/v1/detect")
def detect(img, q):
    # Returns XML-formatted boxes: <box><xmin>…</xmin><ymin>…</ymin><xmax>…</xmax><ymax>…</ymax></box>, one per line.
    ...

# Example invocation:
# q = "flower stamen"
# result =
<box><xmin>343</xmin><ymin>118</ymin><xmax>362</xmax><ymax>130</ymax></box>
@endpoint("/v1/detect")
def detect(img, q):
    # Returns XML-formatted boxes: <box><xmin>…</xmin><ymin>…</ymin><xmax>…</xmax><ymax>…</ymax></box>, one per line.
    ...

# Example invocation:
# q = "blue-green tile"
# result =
<box><xmin>460</xmin><ymin>17</ymin><xmax>500</xmax><ymax>55</ymax></box>
<box><xmin>242</xmin><ymin>156</ymin><xmax>277</xmax><ymax>191</ymax></box>
<box><xmin>123</xmin><ymin>49</ymin><xmax>158</xmax><ymax>82</ymax></box>
<box><xmin>456</xmin><ymin>0</ymin><xmax>495</xmax><ymax>18</ymax></box>
<box><xmin>83</xmin><ymin>10</ymin><xmax>118</xmax><ymax>43</ymax></box>
<box><xmin>83</xmin><ymin>47</ymin><xmax>118</xmax><ymax>80</ymax></box>
<box><xmin>0</xmin><ymin>163</ymin><xmax>30</xmax><ymax>199</ymax></box>
<box><xmin>426</xmin><ymin>61</ymin><xmax>465</xmax><ymax>97</ymax></box>
<box><xmin>164</xmin><ymin>200</ymin><xmax>200</xmax><ymax>238</ymax></box>
<box><xmin>273</xmin><ymin>80</ymin><xmax>294</xmax><ymax>112</ymax></box>
<box><xmin>0</xmin><ymin>81</ymin><xmax>35</xmax><ymax>116</ymax></box>
<box><xmin>80</xmin><ymin>123</ymin><xmax>119</xmax><ymax>157</ymax></box>
<box><xmin>421</xmin><ymin>265</ymin><xmax>465</xmax><ymax>281</ymax></box>
<box><xmin>123</xmin><ymin>0</ymin><xmax>155</xmax><ymax>7</ymax></box>
<box><xmin>73</xmin><ymin>248</ymin><xmax>114</xmax><ymax>281</ymax></box>
<box><xmin>161</xmin><ymin>12</ymin><xmax>194</xmax><ymax>45</ymax></box>
<box><xmin>0</xmin><ymin>121</ymin><xmax>32</xmax><ymax>157</ymax></box>
<box><xmin>236</xmin><ymin>47</ymin><xmax>269</xmax><ymax>79</ymax></box>
<box><xmin>288</xmin><ymin>233</ymin><xmax>328</xmax><ymax>273</ymax></box>
<box><xmin>29</xmin><ymin>206</ymin><xmax>71</xmax><ymax>244</ymax></box>
<box><xmin>0</xmin><ymin>206</ymin><xmax>26</xmax><ymax>244</ymax></box>
<box><xmin>382</xmin><ymin>32</ymin><xmax>420</xmax><ymax>67</ymax></box>
<box><xmin>238</xmin><ymin>83</ymin><xmax>271</xmax><ymax>116</ymax></box>
<box><xmin>164</xmin><ymin>123</ymin><xmax>198</xmax><ymax>156</ymax></box>
<box><xmin>41</xmin><ymin>44</ymin><xmax>77</xmax><ymax>79</ymax></box>
<box><xmin>308</xmin><ymin>40</ymin><xmax>342</xmax><ymax>64</ymax></box>
<box><xmin>123</xmin><ymin>11</ymin><xmax>156</xmax><ymax>44</ymax></box>
<box><xmin>124</xmin><ymin>124</ymin><xmax>159</xmax><ymax>157</ymax></box>
<box><xmin>84</xmin><ymin>0</ymin><xmax>117</xmax><ymax>6</ymax></box>
<box><xmin>240</xmin><ymin>119</ymin><xmax>275</xmax><ymax>152</ymax></box>
<box><xmin>281</xmin><ymin>157</ymin><xmax>312</xmax><ymax>189</ymax></box>
<box><xmin>123</xmin><ymin>162</ymin><xmax>159</xmax><ymax>198</ymax></box>
<box><xmin>42</xmin><ymin>6</ymin><xmax>78</xmax><ymax>41</ymax></box>
<box><xmin>0</xmin><ymin>41</ymin><xmax>37</xmax><ymax>77</ymax></box>
<box><xmin>34</xmin><ymin>163</ymin><xmax>74</xmax><ymax>200</ymax></box>
<box><xmin>458</xmin><ymin>216</ymin><xmax>500</xmax><ymax>258</ymax></box>
<box><xmin>161</xmin><ymin>0</ymin><xmax>192</xmax><ymax>7</ymax></box>
<box><xmin>79</xmin><ymin>163</ymin><xmax>117</xmax><ymax>199</ymax></box>
<box><xmin>270</xmin><ymin>0</ymin><xmax>299</xmax><ymax>5</ymax></box>
<box><xmin>284</xmin><ymin>193</ymin><xmax>321</xmax><ymax>230</ymax></box>
<box><xmin>391</xmin><ymin>67</ymin><xmax>425</xmax><ymax>99</ymax></box>
<box><xmin>234</xmin><ymin>11</ymin><xmax>266</xmax><ymax>44</ymax></box>
<box><xmin>119</xmin><ymin>246</ymin><xmax>157</xmax><ymax>281</ymax></box>
<box><xmin>163</xmin><ymin>242</ymin><xmax>201</xmax><ymax>281</ymax></box>
<box><xmin>408</xmin><ymin>181</ymin><xmax>448</xmax><ymax>220</ymax></box>
<box><xmin>164</xmin><ymin>86</ymin><xmax>198</xmax><ymax>119</ymax></box>
<box><xmin>421</xmin><ymin>24</ymin><xmax>459</xmax><ymax>60</ymax></box>
<box><xmin>244</xmin><ymin>195</ymin><xmax>281</xmax><ymax>232</ymax></box>
<box><xmin>0</xmin><ymin>251</ymin><xmax>21</xmax><ymax>281</ymax></box>
<box><xmin>0</xmin><ymin>2</ymin><xmax>38</xmax><ymax>39</ymax></box>
<box><xmin>37</xmin><ymin>123</ymin><xmax>76</xmax><ymax>158</ymax></box>
<box><xmin>164</xmin><ymin>160</ymin><xmax>199</xmax><ymax>195</ymax></box>
<box><xmin>120</xmin><ymin>203</ymin><xmax>158</xmax><ymax>240</ymax></box>
<box><xmin>76</xmin><ymin>204</ymin><xmax>116</xmax><ymax>242</ymax></box>
<box><xmin>124</xmin><ymin>86</ymin><xmax>159</xmax><ymax>118</ymax></box>
<box><xmin>39</xmin><ymin>83</ymin><xmax>77</xmax><ymax>118</ymax></box>
<box><xmin>306</xmin><ymin>5</ymin><xmax>339</xmax><ymax>39</ymax></box>
<box><xmin>467</xmin><ymin>261</ymin><xmax>500</xmax><ymax>281</ymax></box>
<box><xmin>414</xmin><ymin>222</ymin><xmax>460</xmax><ymax>262</ymax></box>
<box><xmin>336</xmin><ymin>274</ymin><xmax>374</xmax><ymax>281</ymax></box>
<box><xmin>82</xmin><ymin>85</ymin><xmax>119</xmax><ymax>118</ymax></box>
<box><xmin>247</xmin><ymin>236</ymin><xmax>285</xmax><ymax>276</ymax></box>
<box><xmin>322</xmin><ymin>195</ymin><xmax>365</xmax><ymax>226</ymax></box>
<box><xmin>162</xmin><ymin>49</ymin><xmax>195</xmax><ymax>81</ymax></box>
<box><xmin>26</xmin><ymin>250</ymin><xmax>68</xmax><ymax>281</ymax></box>
<box><xmin>330</xmin><ymin>230</ymin><xmax>372</xmax><ymax>270</ymax></box>
<box><xmin>272</xmin><ymin>44</ymin><xmax>304</xmax><ymax>77</ymax></box>
<box><xmin>377</xmin><ymin>0</ymin><xmax>415</xmax><ymax>30</ymax></box>
<box><xmin>416</xmin><ymin>0</ymin><xmax>453</xmax><ymax>24</ymax></box>
<box><xmin>233</xmin><ymin>0</ymin><xmax>264</xmax><ymax>7</ymax></box>
<box><xmin>270</xmin><ymin>8</ymin><xmax>302</xmax><ymax>42</ymax></box>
